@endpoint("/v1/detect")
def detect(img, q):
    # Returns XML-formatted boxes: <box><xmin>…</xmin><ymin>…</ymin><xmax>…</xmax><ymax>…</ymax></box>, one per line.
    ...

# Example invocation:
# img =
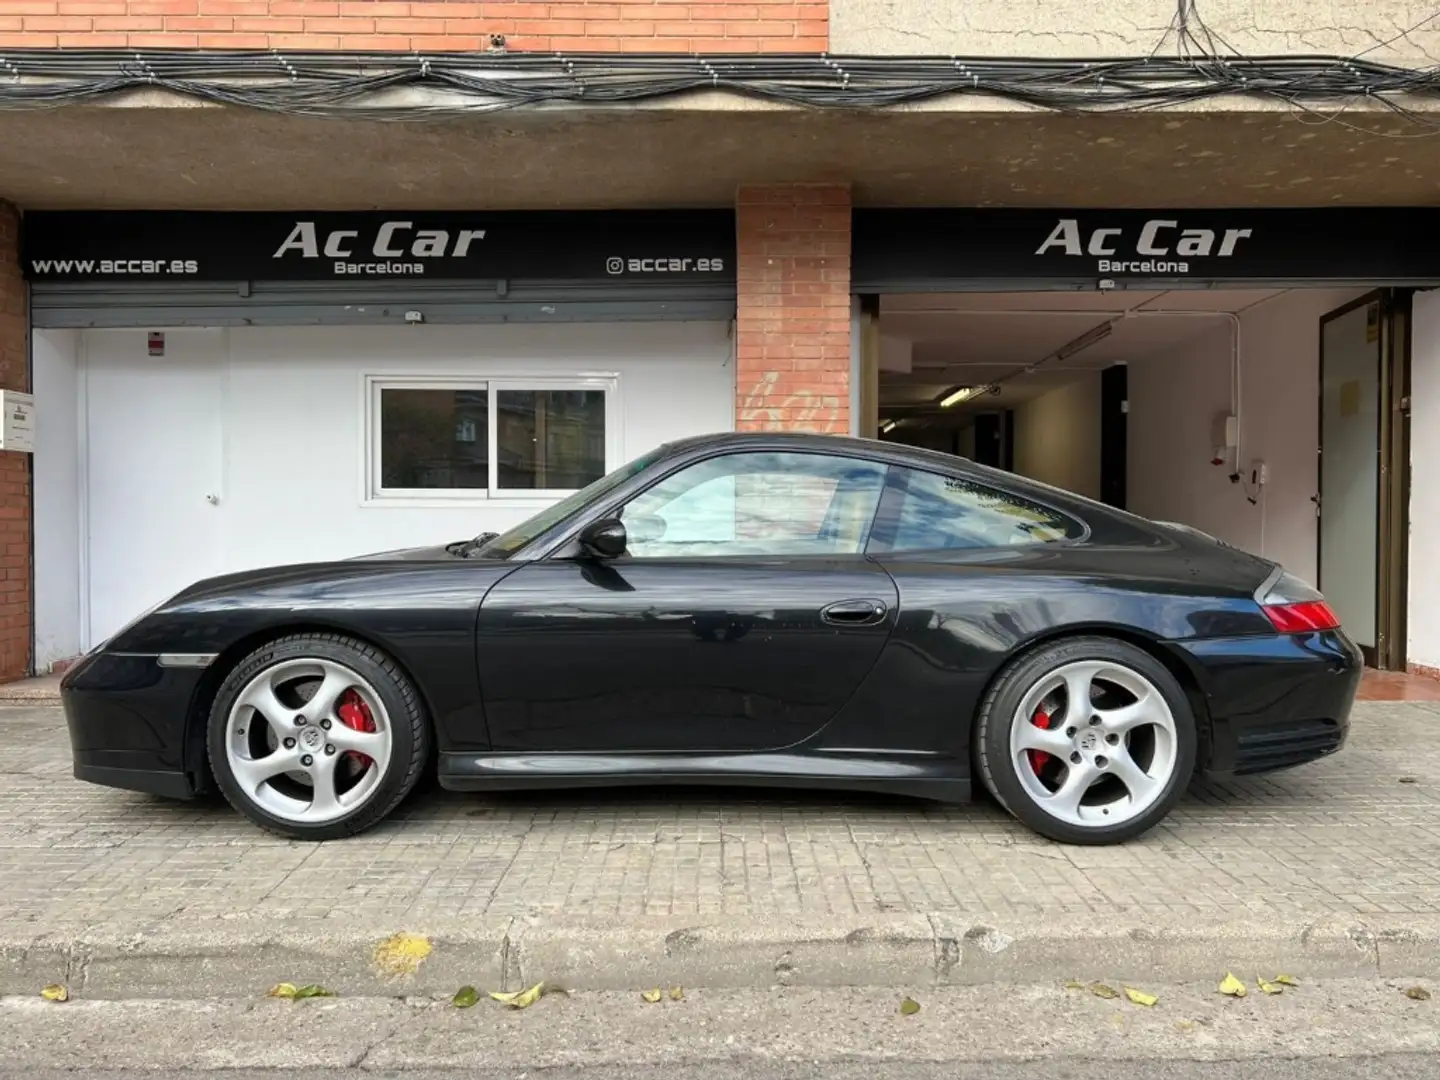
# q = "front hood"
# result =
<box><xmin>347</xmin><ymin>544</ymin><xmax>462</xmax><ymax>562</ymax></box>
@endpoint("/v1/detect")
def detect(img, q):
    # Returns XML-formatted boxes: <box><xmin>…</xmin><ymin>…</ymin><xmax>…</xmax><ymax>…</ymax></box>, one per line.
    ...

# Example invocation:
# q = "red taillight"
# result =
<box><xmin>1262</xmin><ymin>600</ymin><xmax>1340</xmax><ymax>633</ymax></box>
<box><xmin>1256</xmin><ymin>569</ymin><xmax>1340</xmax><ymax>634</ymax></box>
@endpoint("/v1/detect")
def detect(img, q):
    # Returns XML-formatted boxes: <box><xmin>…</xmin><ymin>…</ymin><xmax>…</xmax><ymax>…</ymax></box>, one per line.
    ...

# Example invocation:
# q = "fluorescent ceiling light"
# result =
<box><xmin>880</xmin><ymin>419</ymin><xmax>897</xmax><ymax>433</ymax></box>
<box><xmin>940</xmin><ymin>386</ymin><xmax>982</xmax><ymax>408</ymax></box>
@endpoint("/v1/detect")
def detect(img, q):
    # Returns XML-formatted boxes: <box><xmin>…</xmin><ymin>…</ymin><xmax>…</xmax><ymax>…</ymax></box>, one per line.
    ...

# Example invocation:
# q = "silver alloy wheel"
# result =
<box><xmin>1007</xmin><ymin>659</ymin><xmax>1179</xmax><ymax>829</ymax></box>
<box><xmin>224</xmin><ymin>657</ymin><xmax>394</xmax><ymax>826</ymax></box>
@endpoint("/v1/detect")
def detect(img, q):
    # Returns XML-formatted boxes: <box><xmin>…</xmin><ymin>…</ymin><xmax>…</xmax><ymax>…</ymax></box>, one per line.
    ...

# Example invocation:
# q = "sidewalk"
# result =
<box><xmin>3</xmin><ymin>699</ymin><xmax>1440</xmax><ymax>998</ymax></box>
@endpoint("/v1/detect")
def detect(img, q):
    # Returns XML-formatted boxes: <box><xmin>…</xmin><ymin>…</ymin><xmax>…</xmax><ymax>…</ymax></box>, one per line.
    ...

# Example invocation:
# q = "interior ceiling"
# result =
<box><xmin>878</xmin><ymin>287</ymin><xmax>1290</xmax><ymax>418</ymax></box>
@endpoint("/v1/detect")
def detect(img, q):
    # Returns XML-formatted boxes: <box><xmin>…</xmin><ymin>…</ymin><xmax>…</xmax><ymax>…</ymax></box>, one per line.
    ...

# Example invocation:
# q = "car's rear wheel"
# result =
<box><xmin>207</xmin><ymin>633</ymin><xmax>428</xmax><ymax>841</ymax></box>
<box><xmin>975</xmin><ymin>636</ymin><xmax>1196</xmax><ymax>845</ymax></box>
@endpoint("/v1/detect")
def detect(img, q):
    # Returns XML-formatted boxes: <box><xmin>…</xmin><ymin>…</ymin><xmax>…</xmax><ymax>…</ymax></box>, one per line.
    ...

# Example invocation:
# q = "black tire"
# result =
<box><xmin>207</xmin><ymin>633</ymin><xmax>429</xmax><ymax>841</ymax></box>
<box><xmin>974</xmin><ymin>635</ymin><xmax>1197</xmax><ymax>845</ymax></box>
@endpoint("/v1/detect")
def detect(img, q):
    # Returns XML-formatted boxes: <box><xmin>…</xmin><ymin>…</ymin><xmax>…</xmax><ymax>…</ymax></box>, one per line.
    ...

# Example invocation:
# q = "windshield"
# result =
<box><xmin>475</xmin><ymin>446</ymin><xmax>668</xmax><ymax>558</ymax></box>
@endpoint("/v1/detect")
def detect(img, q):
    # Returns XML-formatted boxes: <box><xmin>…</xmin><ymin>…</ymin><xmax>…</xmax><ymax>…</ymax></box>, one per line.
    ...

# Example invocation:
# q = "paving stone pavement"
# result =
<box><xmin>2</xmin><ymin>702</ymin><xmax>1439</xmax><ymax>930</ymax></box>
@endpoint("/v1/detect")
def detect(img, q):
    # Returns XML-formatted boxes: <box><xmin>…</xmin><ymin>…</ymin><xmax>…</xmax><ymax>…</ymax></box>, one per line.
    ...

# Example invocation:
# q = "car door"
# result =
<box><xmin>475</xmin><ymin>449</ymin><xmax>899</xmax><ymax>753</ymax></box>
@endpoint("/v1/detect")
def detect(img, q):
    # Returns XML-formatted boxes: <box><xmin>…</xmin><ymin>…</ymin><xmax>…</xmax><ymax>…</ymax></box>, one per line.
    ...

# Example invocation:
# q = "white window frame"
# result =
<box><xmin>362</xmin><ymin>371</ymin><xmax>621</xmax><ymax>507</ymax></box>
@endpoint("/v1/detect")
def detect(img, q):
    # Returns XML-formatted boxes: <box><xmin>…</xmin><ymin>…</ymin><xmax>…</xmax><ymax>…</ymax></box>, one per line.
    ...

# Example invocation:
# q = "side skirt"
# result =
<box><xmin>438</xmin><ymin>751</ymin><xmax>972</xmax><ymax>804</ymax></box>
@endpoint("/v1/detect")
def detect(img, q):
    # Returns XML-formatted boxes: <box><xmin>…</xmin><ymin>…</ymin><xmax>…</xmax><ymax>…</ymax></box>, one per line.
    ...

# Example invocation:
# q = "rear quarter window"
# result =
<box><xmin>868</xmin><ymin>467</ymin><xmax>1087</xmax><ymax>553</ymax></box>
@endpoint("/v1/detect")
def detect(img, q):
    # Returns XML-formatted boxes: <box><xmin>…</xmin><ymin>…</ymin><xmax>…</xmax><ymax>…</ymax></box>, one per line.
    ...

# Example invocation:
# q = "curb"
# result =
<box><xmin>0</xmin><ymin>689</ymin><xmax>61</xmax><ymax>706</ymax></box>
<box><xmin>5</xmin><ymin>913</ymin><xmax>1440</xmax><ymax>999</ymax></box>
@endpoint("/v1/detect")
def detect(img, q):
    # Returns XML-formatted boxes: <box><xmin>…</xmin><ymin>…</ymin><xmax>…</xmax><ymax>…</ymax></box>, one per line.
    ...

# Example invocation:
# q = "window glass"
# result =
<box><xmin>620</xmin><ymin>452</ymin><xmax>888</xmax><ymax>558</ymax></box>
<box><xmin>871</xmin><ymin>468</ymin><xmax>1085</xmax><ymax>552</ymax></box>
<box><xmin>476</xmin><ymin>446</ymin><xmax>667</xmax><ymax>559</ymax></box>
<box><xmin>496</xmin><ymin>389</ymin><xmax>607</xmax><ymax>491</ymax></box>
<box><xmin>379</xmin><ymin>387</ymin><xmax>488</xmax><ymax>490</ymax></box>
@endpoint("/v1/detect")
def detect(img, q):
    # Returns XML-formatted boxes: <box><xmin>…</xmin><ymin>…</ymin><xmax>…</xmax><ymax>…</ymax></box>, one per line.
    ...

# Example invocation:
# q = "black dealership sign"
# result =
<box><xmin>852</xmin><ymin>208</ymin><xmax>1440</xmax><ymax>287</ymax></box>
<box><xmin>22</xmin><ymin>210</ymin><xmax>736</xmax><ymax>283</ymax></box>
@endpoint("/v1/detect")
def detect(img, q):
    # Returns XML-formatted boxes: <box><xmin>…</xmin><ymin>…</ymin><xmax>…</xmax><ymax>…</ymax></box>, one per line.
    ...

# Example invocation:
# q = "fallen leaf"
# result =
<box><xmin>490</xmin><ymin>982</ymin><xmax>545</xmax><ymax>1009</ymax></box>
<box><xmin>1064</xmin><ymin>979</ymin><xmax>1086</xmax><ymax>990</ymax></box>
<box><xmin>1124</xmin><ymin>987</ymin><xmax>1158</xmax><ymax>1007</ymax></box>
<box><xmin>267</xmin><ymin>983</ymin><xmax>299</xmax><ymax>1000</ymax></box>
<box><xmin>1218</xmin><ymin>973</ymin><xmax>1247</xmax><ymax>998</ymax></box>
<box><xmin>1405</xmin><ymin>986</ymin><xmax>1432</xmax><ymax>1001</ymax></box>
<box><xmin>1399</xmin><ymin>776</ymin><xmax>1418</xmax><ymax>784</ymax></box>
<box><xmin>373</xmin><ymin>933</ymin><xmax>433</xmax><ymax>978</ymax></box>
<box><xmin>899</xmin><ymin>996</ymin><xmax>921</xmax><ymax>1016</ymax></box>
<box><xmin>1089</xmin><ymin>982</ymin><xmax>1120</xmax><ymax>999</ymax></box>
<box><xmin>668</xmin><ymin>987</ymin><xmax>684</xmax><ymax>1001</ymax></box>
<box><xmin>40</xmin><ymin>984</ymin><xmax>69</xmax><ymax>1003</ymax></box>
<box><xmin>453</xmin><ymin>986</ymin><xmax>479</xmax><ymax>1009</ymax></box>
<box><xmin>1274</xmin><ymin>975</ymin><xmax>1300</xmax><ymax>987</ymax></box>
<box><xmin>1257</xmin><ymin>977</ymin><xmax>1284</xmax><ymax>995</ymax></box>
<box><xmin>641</xmin><ymin>988</ymin><xmax>663</xmax><ymax>1004</ymax></box>
<box><xmin>293</xmin><ymin>985</ymin><xmax>334</xmax><ymax>999</ymax></box>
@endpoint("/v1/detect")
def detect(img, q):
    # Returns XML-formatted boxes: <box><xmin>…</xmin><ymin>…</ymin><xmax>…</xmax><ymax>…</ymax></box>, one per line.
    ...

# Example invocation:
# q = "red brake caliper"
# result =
<box><xmin>1028</xmin><ymin>706</ymin><xmax>1053</xmax><ymax>774</ymax></box>
<box><xmin>336</xmin><ymin>689</ymin><xmax>376</xmax><ymax>770</ymax></box>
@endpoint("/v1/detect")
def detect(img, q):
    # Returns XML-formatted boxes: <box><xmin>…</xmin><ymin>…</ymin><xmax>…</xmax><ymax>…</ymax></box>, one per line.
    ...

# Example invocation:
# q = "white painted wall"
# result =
<box><xmin>1012</xmin><ymin>373</ymin><xmax>1102</xmax><ymax>500</ymax></box>
<box><xmin>1409</xmin><ymin>290</ymin><xmax>1440</xmax><ymax>671</ymax></box>
<box><xmin>32</xmin><ymin>330</ymin><xmax>81</xmax><ymax>670</ymax></box>
<box><xmin>36</xmin><ymin>321</ymin><xmax>735</xmax><ymax>649</ymax></box>
<box><xmin>1128</xmin><ymin>289</ymin><xmax>1366</xmax><ymax>584</ymax></box>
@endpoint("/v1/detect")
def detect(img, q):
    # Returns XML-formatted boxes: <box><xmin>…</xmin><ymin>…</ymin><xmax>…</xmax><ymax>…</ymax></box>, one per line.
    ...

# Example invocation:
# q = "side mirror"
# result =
<box><xmin>578</xmin><ymin>518</ymin><xmax>627</xmax><ymax>559</ymax></box>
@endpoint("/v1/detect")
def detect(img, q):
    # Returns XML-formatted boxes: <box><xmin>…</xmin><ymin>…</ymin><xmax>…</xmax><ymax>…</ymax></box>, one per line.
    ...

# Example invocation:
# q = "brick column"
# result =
<box><xmin>0</xmin><ymin>204</ymin><xmax>29</xmax><ymax>682</ymax></box>
<box><xmin>735</xmin><ymin>185</ymin><xmax>851</xmax><ymax>433</ymax></box>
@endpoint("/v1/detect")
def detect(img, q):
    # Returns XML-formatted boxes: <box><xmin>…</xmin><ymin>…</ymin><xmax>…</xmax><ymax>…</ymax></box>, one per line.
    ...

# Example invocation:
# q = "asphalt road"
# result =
<box><xmin>3</xmin><ymin>1062</ymin><xmax>1439</xmax><ymax>1080</ymax></box>
<box><xmin>4</xmin><ymin>979</ymin><xmax>1439</xmax><ymax>1074</ymax></box>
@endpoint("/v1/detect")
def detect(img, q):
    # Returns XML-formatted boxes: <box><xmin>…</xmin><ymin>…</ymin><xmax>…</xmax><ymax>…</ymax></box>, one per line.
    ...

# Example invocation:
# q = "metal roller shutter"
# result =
<box><xmin>30</xmin><ymin>278</ymin><xmax>737</xmax><ymax>328</ymax></box>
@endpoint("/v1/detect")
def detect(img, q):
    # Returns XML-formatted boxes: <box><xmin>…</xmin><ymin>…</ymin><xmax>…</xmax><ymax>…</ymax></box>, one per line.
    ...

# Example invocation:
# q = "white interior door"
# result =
<box><xmin>1319</xmin><ymin>300</ymin><xmax>1381</xmax><ymax>654</ymax></box>
<box><xmin>84</xmin><ymin>330</ymin><xmax>226</xmax><ymax>648</ymax></box>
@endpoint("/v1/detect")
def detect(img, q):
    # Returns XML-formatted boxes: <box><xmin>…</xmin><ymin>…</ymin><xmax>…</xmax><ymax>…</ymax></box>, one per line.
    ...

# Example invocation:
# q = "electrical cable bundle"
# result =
<box><xmin>0</xmin><ymin>0</ymin><xmax>1437</xmax><ymax>124</ymax></box>
<box><xmin>0</xmin><ymin>49</ymin><xmax>1437</xmax><ymax>121</ymax></box>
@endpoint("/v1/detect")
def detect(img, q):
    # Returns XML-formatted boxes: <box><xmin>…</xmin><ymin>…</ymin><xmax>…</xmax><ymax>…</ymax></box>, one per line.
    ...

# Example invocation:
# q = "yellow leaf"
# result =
<box><xmin>1257</xmin><ymin>977</ymin><xmax>1284</xmax><ymax>995</ymax></box>
<box><xmin>1089</xmin><ymin>982</ymin><xmax>1120</xmax><ymax>999</ymax></box>
<box><xmin>668</xmin><ymin>987</ymin><xmax>684</xmax><ymax>1001</ymax></box>
<box><xmin>453</xmin><ymin>986</ymin><xmax>479</xmax><ymax>1009</ymax></box>
<box><xmin>490</xmin><ymin>982</ymin><xmax>545</xmax><ymax>1009</ymax></box>
<box><xmin>1405</xmin><ymin>986</ymin><xmax>1432</xmax><ymax>1001</ymax></box>
<box><xmin>373</xmin><ymin>933</ymin><xmax>432</xmax><ymax>978</ymax></box>
<box><xmin>293</xmin><ymin>985</ymin><xmax>334</xmax><ymax>999</ymax></box>
<box><xmin>1124</xmin><ymin>987</ymin><xmax>1157</xmax><ymax>1007</ymax></box>
<box><xmin>267</xmin><ymin>983</ymin><xmax>299</xmax><ymax>999</ymax></box>
<box><xmin>641</xmin><ymin>988</ymin><xmax>663</xmax><ymax>1004</ymax></box>
<box><xmin>40</xmin><ymin>984</ymin><xmax>69</xmax><ymax>1003</ymax></box>
<box><xmin>1218</xmin><ymin>973</ymin><xmax>1247</xmax><ymax>998</ymax></box>
<box><xmin>1274</xmin><ymin>975</ymin><xmax>1300</xmax><ymax>987</ymax></box>
<box><xmin>899</xmin><ymin>996</ymin><xmax>921</xmax><ymax>1016</ymax></box>
<box><xmin>1064</xmin><ymin>980</ymin><xmax>1085</xmax><ymax>990</ymax></box>
<box><xmin>510</xmin><ymin>983</ymin><xmax>544</xmax><ymax>1009</ymax></box>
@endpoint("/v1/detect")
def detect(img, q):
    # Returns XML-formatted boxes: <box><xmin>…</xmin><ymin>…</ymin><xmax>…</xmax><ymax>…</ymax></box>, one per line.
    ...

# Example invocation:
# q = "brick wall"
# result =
<box><xmin>0</xmin><ymin>0</ymin><xmax>827</xmax><ymax>52</ymax></box>
<box><xmin>734</xmin><ymin>184</ymin><xmax>851</xmax><ymax>434</ymax></box>
<box><xmin>0</xmin><ymin>204</ymin><xmax>30</xmax><ymax>683</ymax></box>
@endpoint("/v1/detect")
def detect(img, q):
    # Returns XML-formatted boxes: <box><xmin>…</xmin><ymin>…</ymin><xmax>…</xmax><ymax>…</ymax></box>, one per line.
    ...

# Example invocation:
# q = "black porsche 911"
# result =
<box><xmin>61</xmin><ymin>431</ymin><xmax>1361</xmax><ymax>845</ymax></box>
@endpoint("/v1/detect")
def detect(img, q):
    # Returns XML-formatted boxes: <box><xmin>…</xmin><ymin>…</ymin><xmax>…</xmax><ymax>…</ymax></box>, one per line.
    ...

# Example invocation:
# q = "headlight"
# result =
<box><xmin>89</xmin><ymin>595</ymin><xmax>171</xmax><ymax>654</ymax></box>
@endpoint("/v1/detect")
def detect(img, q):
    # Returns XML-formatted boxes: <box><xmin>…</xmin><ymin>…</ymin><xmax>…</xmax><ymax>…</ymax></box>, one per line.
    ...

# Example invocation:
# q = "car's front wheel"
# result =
<box><xmin>207</xmin><ymin>633</ymin><xmax>429</xmax><ymax>841</ymax></box>
<box><xmin>975</xmin><ymin>636</ymin><xmax>1197</xmax><ymax>845</ymax></box>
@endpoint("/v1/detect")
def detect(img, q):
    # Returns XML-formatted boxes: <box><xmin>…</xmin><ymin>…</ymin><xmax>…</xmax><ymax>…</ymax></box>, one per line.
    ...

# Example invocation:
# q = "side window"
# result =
<box><xmin>870</xmin><ymin>467</ymin><xmax>1085</xmax><ymax>553</ymax></box>
<box><xmin>620</xmin><ymin>452</ymin><xmax>888</xmax><ymax>558</ymax></box>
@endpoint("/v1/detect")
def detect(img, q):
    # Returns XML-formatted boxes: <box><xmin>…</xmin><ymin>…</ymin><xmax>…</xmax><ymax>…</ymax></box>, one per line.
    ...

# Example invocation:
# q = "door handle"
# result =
<box><xmin>821</xmin><ymin>599</ymin><xmax>889</xmax><ymax>627</ymax></box>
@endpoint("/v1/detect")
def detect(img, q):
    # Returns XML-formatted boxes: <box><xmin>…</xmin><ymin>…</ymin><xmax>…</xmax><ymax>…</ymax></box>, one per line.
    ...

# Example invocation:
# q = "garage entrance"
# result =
<box><xmin>851</xmin><ymin>209</ymin><xmax>1432</xmax><ymax>670</ymax></box>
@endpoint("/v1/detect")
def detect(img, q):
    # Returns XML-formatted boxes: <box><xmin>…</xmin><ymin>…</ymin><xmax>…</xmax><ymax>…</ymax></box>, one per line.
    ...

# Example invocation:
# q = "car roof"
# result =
<box><xmin>654</xmin><ymin>430</ymin><xmax>1035</xmax><ymax>488</ymax></box>
<box><xmin>659</xmin><ymin>430</ymin><xmax>960</xmax><ymax>468</ymax></box>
